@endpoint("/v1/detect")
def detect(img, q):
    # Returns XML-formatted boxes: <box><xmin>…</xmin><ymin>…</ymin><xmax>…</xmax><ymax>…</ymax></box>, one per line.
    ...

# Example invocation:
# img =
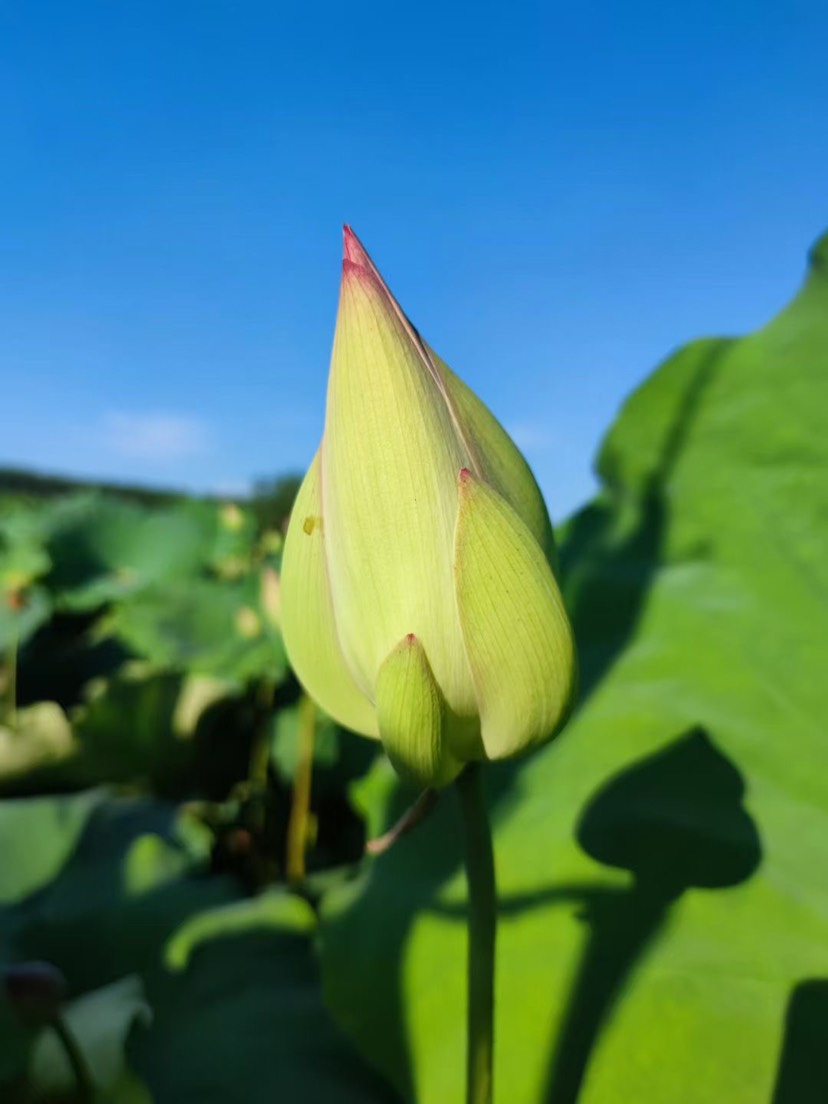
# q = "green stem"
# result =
<box><xmin>456</xmin><ymin>764</ymin><xmax>496</xmax><ymax>1104</ymax></box>
<box><xmin>5</xmin><ymin>619</ymin><xmax>18</xmax><ymax>729</ymax></box>
<box><xmin>286</xmin><ymin>695</ymin><xmax>316</xmax><ymax>884</ymax></box>
<box><xmin>365</xmin><ymin>788</ymin><xmax>439</xmax><ymax>855</ymax></box>
<box><xmin>249</xmin><ymin>677</ymin><xmax>276</xmax><ymax>791</ymax></box>
<box><xmin>51</xmin><ymin>1013</ymin><xmax>95</xmax><ymax>1103</ymax></box>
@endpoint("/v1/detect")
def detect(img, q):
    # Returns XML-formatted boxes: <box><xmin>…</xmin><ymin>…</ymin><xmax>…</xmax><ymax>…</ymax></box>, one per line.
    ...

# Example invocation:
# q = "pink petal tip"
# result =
<box><xmin>343</xmin><ymin>224</ymin><xmax>370</xmax><ymax>268</ymax></box>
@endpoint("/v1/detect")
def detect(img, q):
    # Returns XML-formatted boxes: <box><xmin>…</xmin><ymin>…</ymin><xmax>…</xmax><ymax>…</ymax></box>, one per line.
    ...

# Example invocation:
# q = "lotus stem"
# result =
<box><xmin>456</xmin><ymin>763</ymin><xmax>496</xmax><ymax>1104</ymax></box>
<box><xmin>365</xmin><ymin>788</ymin><xmax>438</xmax><ymax>855</ymax></box>
<box><xmin>5</xmin><ymin>617</ymin><xmax>17</xmax><ymax>729</ymax></box>
<box><xmin>51</xmin><ymin>1013</ymin><xmax>94</xmax><ymax>1103</ymax></box>
<box><xmin>249</xmin><ymin>677</ymin><xmax>276</xmax><ymax>792</ymax></box>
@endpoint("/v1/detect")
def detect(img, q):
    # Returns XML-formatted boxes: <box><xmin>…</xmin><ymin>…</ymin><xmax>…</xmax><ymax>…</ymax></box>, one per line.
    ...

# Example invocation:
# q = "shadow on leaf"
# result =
<box><xmin>543</xmin><ymin>726</ymin><xmax>762</xmax><ymax>1104</ymax></box>
<box><xmin>772</xmin><ymin>979</ymin><xmax>828</xmax><ymax>1104</ymax></box>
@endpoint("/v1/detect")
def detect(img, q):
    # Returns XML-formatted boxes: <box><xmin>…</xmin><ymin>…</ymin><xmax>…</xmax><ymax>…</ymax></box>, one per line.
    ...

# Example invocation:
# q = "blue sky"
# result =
<box><xmin>1</xmin><ymin>1</ymin><xmax>826</xmax><ymax>519</ymax></box>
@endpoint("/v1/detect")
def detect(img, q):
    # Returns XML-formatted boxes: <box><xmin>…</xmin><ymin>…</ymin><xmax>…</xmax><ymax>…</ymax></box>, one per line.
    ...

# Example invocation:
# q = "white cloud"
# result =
<box><xmin>101</xmin><ymin>411</ymin><xmax>210</xmax><ymax>464</ymax></box>
<box><xmin>504</xmin><ymin>420</ymin><xmax>556</xmax><ymax>454</ymax></box>
<box><xmin>211</xmin><ymin>478</ymin><xmax>251</xmax><ymax>499</ymax></box>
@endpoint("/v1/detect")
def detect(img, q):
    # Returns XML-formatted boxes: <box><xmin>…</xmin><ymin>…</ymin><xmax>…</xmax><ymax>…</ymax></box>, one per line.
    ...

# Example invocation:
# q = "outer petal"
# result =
<box><xmin>374</xmin><ymin>633</ymin><xmax>461</xmax><ymax>788</ymax></box>
<box><xmin>281</xmin><ymin>449</ymin><xmax>378</xmax><ymax>738</ymax></box>
<box><xmin>322</xmin><ymin>230</ymin><xmax>477</xmax><ymax>719</ymax></box>
<box><xmin>454</xmin><ymin>470</ymin><xmax>577</xmax><ymax>759</ymax></box>
<box><xmin>427</xmin><ymin>345</ymin><xmax>556</xmax><ymax>564</ymax></box>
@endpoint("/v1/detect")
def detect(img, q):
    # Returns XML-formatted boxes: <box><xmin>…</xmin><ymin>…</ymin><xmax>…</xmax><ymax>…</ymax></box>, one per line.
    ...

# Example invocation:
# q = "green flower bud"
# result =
<box><xmin>281</xmin><ymin>228</ymin><xmax>577</xmax><ymax>786</ymax></box>
<box><xmin>4</xmin><ymin>961</ymin><xmax>67</xmax><ymax>1026</ymax></box>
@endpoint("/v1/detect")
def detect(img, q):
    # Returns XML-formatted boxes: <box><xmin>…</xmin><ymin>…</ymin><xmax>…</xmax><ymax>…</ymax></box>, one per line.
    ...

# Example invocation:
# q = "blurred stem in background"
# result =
<box><xmin>4</xmin><ymin>632</ymin><xmax>17</xmax><ymax>730</ymax></box>
<box><xmin>4</xmin><ymin>591</ymin><xmax>20</xmax><ymax>729</ymax></box>
<box><xmin>286</xmin><ymin>694</ymin><xmax>316</xmax><ymax>884</ymax></box>
<box><xmin>51</xmin><ymin>1014</ymin><xmax>95</xmax><ymax>1104</ymax></box>
<box><xmin>249</xmin><ymin>676</ymin><xmax>277</xmax><ymax>793</ymax></box>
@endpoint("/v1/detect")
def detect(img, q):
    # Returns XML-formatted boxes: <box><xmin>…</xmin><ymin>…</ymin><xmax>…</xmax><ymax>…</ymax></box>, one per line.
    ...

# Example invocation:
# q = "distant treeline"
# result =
<box><xmin>0</xmin><ymin>465</ymin><xmax>191</xmax><ymax>507</ymax></box>
<box><xmin>0</xmin><ymin>466</ymin><xmax>303</xmax><ymax>531</ymax></box>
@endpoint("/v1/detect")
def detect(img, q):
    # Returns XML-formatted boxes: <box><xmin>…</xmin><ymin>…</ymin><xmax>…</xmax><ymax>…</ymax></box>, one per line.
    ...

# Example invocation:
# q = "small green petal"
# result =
<box><xmin>375</xmin><ymin>634</ymin><xmax>460</xmax><ymax>788</ymax></box>
<box><xmin>454</xmin><ymin>470</ymin><xmax>577</xmax><ymax>759</ymax></box>
<box><xmin>280</xmin><ymin>450</ymin><xmax>378</xmax><ymax>738</ymax></box>
<box><xmin>427</xmin><ymin>344</ymin><xmax>557</xmax><ymax>565</ymax></box>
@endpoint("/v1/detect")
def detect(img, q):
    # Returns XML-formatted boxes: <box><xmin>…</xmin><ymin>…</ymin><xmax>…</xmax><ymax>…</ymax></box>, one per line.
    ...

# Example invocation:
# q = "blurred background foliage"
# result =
<box><xmin>0</xmin><ymin>464</ymin><xmax>392</xmax><ymax>1101</ymax></box>
<box><xmin>1</xmin><ymin>233</ymin><xmax>827</xmax><ymax>1102</ymax></box>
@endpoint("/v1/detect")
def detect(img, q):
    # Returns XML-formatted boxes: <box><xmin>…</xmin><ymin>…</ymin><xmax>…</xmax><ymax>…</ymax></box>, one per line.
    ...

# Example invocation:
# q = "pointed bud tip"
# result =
<box><xmin>405</xmin><ymin>632</ymin><xmax>417</xmax><ymax>645</ymax></box>
<box><xmin>340</xmin><ymin>227</ymin><xmax>402</xmax><ymax>309</ymax></box>
<box><xmin>459</xmin><ymin>468</ymin><xmax>473</xmax><ymax>485</ymax></box>
<box><xmin>343</xmin><ymin>224</ymin><xmax>370</xmax><ymax>269</ymax></box>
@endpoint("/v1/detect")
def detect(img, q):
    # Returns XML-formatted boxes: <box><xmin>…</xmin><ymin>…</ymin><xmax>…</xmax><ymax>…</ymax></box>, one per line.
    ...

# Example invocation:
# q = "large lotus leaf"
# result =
<box><xmin>0</xmin><ymin>797</ymin><xmax>186</xmax><ymax>1095</ymax></box>
<box><xmin>44</xmin><ymin>495</ymin><xmax>212</xmax><ymax>611</ymax></box>
<box><xmin>318</xmin><ymin>232</ymin><xmax>828</xmax><ymax>1103</ymax></box>
<box><xmin>130</xmin><ymin>891</ymin><xmax>400</xmax><ymax>1103</ymax></box>
<box><xmin>0</xmin><ymin>789</ymin><xmax>105</xmax><ymax>904</ymax></box>
<box><xmin>4</xmin><ymin>796</ymin><xmax>235</xmax><ymax>996</ymax></box>
<box><xmin>0</xmin><ymin>791</ymin><xmax>399</xmax><ymax>1103</ymax></box>
<box><xmin>109</xmin><ymin>575</ymin><xmax>286</xmax><ymax>683</ymax></box>
<box><xmin>0</xmin><ymin>796</ymin><xmax>229</xmax><ymax>1098</ymax></box>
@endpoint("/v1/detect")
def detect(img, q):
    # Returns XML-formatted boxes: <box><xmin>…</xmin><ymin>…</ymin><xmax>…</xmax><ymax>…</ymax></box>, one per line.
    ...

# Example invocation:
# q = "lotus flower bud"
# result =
<box><xmin>4</xmin><ymin>961</ymin><xmax>67</xmax><ymax>1026</ymax></box>
<box><xmin>281</xmin><ymin>228</ymin><xmax>577</xmax><ymax>787</ymax></box>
